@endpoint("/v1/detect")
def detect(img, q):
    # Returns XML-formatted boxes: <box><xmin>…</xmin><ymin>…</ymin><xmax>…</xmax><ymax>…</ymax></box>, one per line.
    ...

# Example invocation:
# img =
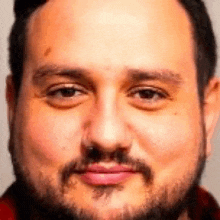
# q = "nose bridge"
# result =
<box><xmin>85</xmin><ymin>89</ymin><xmax>130</xmax><ymax>151</ymax></box>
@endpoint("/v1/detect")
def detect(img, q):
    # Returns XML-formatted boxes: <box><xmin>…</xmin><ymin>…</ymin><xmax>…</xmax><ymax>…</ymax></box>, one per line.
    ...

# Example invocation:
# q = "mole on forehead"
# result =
<box><xmin>44</xmin><ymin>47</ymin><xmax>52</xmax><ymax>57</ymax></box>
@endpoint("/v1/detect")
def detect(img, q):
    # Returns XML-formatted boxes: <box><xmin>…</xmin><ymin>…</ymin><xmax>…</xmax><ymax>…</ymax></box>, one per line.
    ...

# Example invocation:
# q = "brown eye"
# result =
<box><xmin>48</xmin><ymin>88</ymin><xmax>80</xmax><ymax>98</ymax></box>
<box><xmin>131</xmin><ymin>88</ymin><xmax>166</xmax><ymax>102</ymax></box>
<box><xmin>138</xmin><ymin>89</ymin><xmax>160</xmax><ymax>99</ymax></box>
<box><xmin>128</xmin><ymin>87</ymin><xmax>169</xmax><ymax>110</ymax></box>
<box><xmin>46</xmin><ymin>84</ymin><xmax>88</xmax><ymax>108</ymax></box>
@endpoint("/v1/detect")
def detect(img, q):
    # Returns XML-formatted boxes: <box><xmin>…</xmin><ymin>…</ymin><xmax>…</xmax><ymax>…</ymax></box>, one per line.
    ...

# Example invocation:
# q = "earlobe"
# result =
<box><xmin>203</xmin><ymin>77</ymin><xmax>220</xmax><ymax>158</ymax></box>
<box><xmin>6</xmin><ymin>75</ymin><xmax>16</xmax><ymax>128</ymax></box>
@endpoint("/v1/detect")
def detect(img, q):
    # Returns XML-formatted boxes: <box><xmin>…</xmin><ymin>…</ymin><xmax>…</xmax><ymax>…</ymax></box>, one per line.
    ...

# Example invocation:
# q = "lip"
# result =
<box><xmin>80</xmin><ymin>165</ymin><xmax>135</xmax><ymax>185</ymax></box>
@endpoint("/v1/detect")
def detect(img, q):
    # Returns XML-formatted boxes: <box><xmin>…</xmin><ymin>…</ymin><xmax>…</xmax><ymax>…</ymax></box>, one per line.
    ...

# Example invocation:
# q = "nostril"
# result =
<box><xmin>111</xmin><ymin>148</ymin><xmax>129</xmax><ymax>164</ymax></box>
<box><xmin>83</xmin><ymin>143</ymin><xmax>130</xmax><ymax>164</ymax></box>
<box><xmin>84</xmin><ymin>145</ymin><xmax>103</xmax><ymax>163</ymax></box>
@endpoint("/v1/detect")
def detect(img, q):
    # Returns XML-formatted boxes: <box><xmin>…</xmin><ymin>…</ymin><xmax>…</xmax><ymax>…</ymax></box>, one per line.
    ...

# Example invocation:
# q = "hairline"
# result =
<box><xmin>12</xmin><ymin>0</ymin><xmax>215</xmax><ymax>103</ymax></box>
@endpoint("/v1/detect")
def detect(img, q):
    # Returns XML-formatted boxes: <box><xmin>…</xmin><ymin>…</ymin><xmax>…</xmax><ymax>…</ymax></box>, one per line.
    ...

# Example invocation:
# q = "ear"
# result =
<box><xmin>6</xmin><ymin>75</ymin><xmax>16</xmax><ymax>129</ymax></box>
<box><xmin>203</xmin><ymin>77</ymin><xmax>220</xmax><ymax>158</ymax></box>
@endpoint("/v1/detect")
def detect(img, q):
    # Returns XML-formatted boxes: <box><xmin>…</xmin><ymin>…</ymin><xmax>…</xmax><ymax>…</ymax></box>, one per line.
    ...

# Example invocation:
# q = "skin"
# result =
<box><xmin>6</xmin><ymin>0</ymin><xmax>220</xmax><ymax>219</ymax></box>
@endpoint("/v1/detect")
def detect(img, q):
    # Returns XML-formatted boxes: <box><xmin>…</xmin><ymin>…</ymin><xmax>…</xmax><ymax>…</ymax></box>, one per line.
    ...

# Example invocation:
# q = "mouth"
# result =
<box><xmin>80</xmin><ymin>164</ymin><xmax>136</xmax><ymax>185</ymax></box>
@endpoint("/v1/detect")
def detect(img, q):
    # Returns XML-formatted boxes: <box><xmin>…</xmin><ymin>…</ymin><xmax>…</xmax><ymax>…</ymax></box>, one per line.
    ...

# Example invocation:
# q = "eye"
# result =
<box><xmin>132</xmin><ymin>88</ymin><xmax>166</xmax><ymax>100</ymax></box>
<box><xmin>47</xmin><ymin>87</ymin><xmax>82</xmax><ymax>98</ymax></box>
<box><xmin>46</xmin><ymin>84</ymin><xmax>88</xmax><ymax>108</ymax></box>
<box><xmin>128</xmin><ymin>87</ymin><xmax>168</xmax><ymax>109</ymax></box>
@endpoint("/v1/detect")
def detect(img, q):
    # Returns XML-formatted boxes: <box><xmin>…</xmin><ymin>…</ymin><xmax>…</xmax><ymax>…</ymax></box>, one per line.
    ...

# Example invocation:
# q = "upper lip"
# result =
<box><xmin>85</xmin><ymin>165</ymin><xmax>135</xmax><ymax>173</ymax></box>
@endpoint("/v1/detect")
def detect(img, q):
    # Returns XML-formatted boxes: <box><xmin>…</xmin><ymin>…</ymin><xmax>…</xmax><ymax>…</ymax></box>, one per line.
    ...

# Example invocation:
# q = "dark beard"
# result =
<box><xmin>8</xmin><ymin>122</ymin><xmax>206</xmax><ymax>220</ymax></box>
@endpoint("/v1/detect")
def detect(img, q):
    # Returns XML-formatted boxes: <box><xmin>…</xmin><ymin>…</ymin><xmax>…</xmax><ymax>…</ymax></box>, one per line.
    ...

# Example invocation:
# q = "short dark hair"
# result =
<box><xmin>178</xmin><ymin>0</ymin><xmax>217</xmax><ymax>100</ymax></box>
<box><xmin>9</xmin><ymin>0</ymin><xmax>217</xmax><ymax>100</ymax></box>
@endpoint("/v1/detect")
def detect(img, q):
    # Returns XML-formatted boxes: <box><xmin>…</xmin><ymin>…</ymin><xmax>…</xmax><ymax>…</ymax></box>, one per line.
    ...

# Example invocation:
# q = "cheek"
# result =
<box><xmin>130</xmin><ymin>111</ymin><xmax>202</xmax><ymax>168</ymax></box>
<box><xmin>17</xmin><ymin>105</ymin><xmax>85</xmax><ymax>166</ymax></box>
<box><xmin>129</xmin><ymin>110</ymin><xmax>203</xmax><ymax>189</ymax></box>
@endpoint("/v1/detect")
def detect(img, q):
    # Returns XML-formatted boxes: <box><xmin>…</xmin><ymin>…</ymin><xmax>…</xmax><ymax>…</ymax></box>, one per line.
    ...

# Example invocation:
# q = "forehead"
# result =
<box><xmin>26</xmin><ymin>0</ymin><xmax>196</xmax><ymax>81</ymax></box>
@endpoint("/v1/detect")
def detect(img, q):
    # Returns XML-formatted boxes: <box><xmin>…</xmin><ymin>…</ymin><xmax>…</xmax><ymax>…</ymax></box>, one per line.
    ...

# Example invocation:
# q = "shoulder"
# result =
<box><xmin>0</xmin><ymin>184</ymin><xmax>18</xmax><ymax>220</ymax></box>
<box><xmin>194</xmin><ymin>186</ymin><xmax>220</xmax><ymax>220</ymax></box>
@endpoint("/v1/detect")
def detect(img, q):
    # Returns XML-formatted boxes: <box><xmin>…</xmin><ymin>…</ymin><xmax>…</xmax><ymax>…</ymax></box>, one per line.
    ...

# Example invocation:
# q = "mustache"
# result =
<box><xmin>61</xmin><ymin>147</ymin><xmax>153</xmax><ymax>185</ymax></box>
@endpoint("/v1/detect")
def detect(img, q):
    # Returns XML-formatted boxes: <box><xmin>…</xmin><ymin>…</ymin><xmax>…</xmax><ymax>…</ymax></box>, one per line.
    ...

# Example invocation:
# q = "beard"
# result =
<box><xmin>8</xmin><ymin>122</ymin><xmax>206</xmax><ymax>220</ymax></box>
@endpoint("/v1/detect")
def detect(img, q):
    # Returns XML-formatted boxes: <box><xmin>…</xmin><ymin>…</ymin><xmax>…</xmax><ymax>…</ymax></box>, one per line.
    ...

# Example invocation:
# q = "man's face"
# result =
<box><xmin>8</xmin><ymin>0</ymin><xmax>216</xmax><ymax>219</ymax></box>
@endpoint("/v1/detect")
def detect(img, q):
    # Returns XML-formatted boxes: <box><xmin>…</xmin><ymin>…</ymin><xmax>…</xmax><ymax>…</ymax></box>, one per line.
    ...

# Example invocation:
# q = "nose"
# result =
<box><xmin>83</xmin><ymin>96</ymin><xmax>132</xmax><ymax>153</ymax></box>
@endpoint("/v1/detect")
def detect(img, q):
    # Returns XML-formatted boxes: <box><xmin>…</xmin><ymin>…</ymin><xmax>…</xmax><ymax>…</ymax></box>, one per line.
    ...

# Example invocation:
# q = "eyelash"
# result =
<box><xmin>127</xmin><ymin>87</ymin><xmax>169</xmax><ymax>110</ymax></box>
<box><xmin>47</xmin><ymin>86</ymin><xmax>84</xmax><ymax>98</ymax></box>
<box><xmin>45</xmin><ymin>84</ymin><xmax>87</xmax><ymax>108</ymax></box>
<box><xmin>129</xmin><ymin>87</ymin><xmax>167</xmax><ymax>100</ymax></box>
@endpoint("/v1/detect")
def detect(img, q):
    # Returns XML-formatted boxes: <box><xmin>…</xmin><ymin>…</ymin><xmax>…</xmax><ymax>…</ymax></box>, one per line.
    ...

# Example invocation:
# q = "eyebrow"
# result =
<box><xmin>127</xmin><ymin>69</ymin><xmax>184</xmax><ymax>86</ymax></box>
<box><xmin>33</xmin><ymin>65</ymin><xmax>93</xmax><ymax>86</ymax></box>
<box><xmin>33</xmin><ymin>64</ymin><xmax>184</xmax><ymax>87</ymax></box>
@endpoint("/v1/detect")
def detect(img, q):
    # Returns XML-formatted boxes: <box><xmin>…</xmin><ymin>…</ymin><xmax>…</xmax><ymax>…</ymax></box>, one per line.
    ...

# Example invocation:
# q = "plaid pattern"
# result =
<box><xmin>193</xmin><ymin>187</ymin><xmax>220</xmax><ymax>220</ymax></box>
